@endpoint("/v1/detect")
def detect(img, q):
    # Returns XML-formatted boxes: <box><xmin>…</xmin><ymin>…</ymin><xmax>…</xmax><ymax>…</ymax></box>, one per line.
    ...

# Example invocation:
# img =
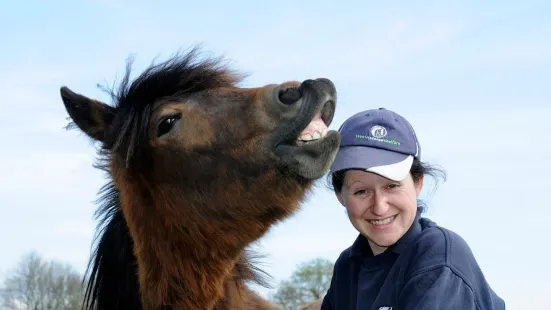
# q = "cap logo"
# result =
<box><xmin>370</xmin><ymin>125</ymin><xmax>387</xmax><ymax>138</ymax></box>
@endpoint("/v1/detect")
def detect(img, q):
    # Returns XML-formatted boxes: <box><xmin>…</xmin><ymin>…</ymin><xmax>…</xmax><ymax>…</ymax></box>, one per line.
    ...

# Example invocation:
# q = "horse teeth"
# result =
<box><xmin>298</xmin><ymin>134</ymin><xmax>313</xmax><ymax>141</ymax></box>
<box><xmin>298</xmin><ymin>130</ymin><xmax>328</xmax><ymax>142</ymax></box>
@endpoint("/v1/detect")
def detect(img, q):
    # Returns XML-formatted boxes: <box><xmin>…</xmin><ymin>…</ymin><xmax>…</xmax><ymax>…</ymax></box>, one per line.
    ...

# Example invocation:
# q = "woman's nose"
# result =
<box><xmin>372</xmin><ymin>193</ymin><xmax>389</xmax><ymax>215</ymax></box>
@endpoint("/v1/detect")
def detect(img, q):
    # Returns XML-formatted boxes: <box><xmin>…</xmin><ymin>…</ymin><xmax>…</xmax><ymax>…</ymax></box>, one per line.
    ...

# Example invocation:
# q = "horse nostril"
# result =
<box><xmin>278</xmin><ymin>87</ymin><xmax>302</xmax><ymax>105</ymax></box>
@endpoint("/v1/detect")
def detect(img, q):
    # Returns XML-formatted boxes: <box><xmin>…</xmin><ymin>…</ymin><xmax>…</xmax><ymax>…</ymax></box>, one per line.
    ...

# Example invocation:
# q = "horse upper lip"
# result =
<box><xmin>270</xmin><ymin>78</ymin><xmax>337</xmax><ymax>148</ymax></box>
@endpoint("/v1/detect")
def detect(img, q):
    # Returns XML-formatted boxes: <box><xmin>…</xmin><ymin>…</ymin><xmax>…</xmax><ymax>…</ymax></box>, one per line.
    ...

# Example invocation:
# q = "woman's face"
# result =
<box><xmin>337</xmin><ymin>170</ymin><xmax>423</xmax><ymax>255</ymax></box>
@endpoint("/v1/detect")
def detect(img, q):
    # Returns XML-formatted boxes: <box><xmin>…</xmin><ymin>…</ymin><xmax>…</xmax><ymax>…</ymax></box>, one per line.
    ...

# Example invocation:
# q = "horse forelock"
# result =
<box><xmin>95</xmin><ymin>46</ymin><xmax>246</xmax><ymax>167</ymax></box>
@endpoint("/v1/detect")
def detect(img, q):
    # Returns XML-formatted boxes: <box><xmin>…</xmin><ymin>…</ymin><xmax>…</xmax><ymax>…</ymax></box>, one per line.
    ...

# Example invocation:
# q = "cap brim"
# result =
<box><xmin>329</xmin><ymin>146</ymin><xmax>413</xmax><ymax>181</ymax></box>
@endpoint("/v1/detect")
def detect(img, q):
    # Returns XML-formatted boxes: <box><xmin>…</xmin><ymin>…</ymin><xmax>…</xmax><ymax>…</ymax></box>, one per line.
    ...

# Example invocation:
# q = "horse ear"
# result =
<box><xmin>60</xmin><ymin>86</ymin><xmax>115</xmax><ymax>142</ymax></box>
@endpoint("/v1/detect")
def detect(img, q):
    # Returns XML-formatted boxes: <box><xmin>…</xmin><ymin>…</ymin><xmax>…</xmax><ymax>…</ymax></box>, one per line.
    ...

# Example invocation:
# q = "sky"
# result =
<box><xmin>1</xmin><ymin>0</ymin><xmax>550</xmax><ymax>308</ymax></box>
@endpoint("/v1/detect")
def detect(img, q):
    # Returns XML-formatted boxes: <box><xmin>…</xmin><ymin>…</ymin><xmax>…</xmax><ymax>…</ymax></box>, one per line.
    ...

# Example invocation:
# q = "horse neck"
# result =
<box><xmin>117</xmin><ymin>195</ymin><xmax>288</xmax><ymax>309</ymax></box>
<box><xmin>119</xmin><ymin>200</ymin><xmax>244</xmax><ymax>309</ymax></box>
<box><xmin>116</xmin><ymin>171</ymin><xmax>309</xmax><ymax>309</ymax></box>
<box><xmin>135</xmin><ymin>235</ymin><xmax>240</xmax><ymax>309</ymax></box>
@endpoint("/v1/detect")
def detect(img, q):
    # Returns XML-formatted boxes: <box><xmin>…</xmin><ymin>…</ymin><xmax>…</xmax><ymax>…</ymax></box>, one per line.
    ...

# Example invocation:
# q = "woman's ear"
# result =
<box><xmin>333</xmin><ymin>171</ymin><xmax>347</xmax><ymax>207</ymax></box>
<box><xmin>335</xmin><ymin>190</ymin><xmax>346</xmax><ymax>207</ymax></box>
<box><xmin>414</xmin><ymin>175</ymin><xmax>424</xmax><ymax>196</ymax></box>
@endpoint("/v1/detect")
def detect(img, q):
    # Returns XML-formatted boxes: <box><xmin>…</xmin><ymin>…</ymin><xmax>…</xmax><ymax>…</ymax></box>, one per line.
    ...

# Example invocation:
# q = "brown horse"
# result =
<box><xmin>60</xmin><ymin>47</ymin><xmax>340</xmax><ymax>310</ymax></box>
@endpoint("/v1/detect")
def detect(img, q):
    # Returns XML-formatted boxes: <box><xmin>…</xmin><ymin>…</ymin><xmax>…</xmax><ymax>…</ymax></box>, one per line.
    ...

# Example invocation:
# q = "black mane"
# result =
<box><xmin>79</xmin><ymin>48</ymin><xmax>249</xmax><ymax>309</ymax></box>
<box><xmin>80</xmin><ymin>47</ymin><xmax>245</xmax><ymax>166</ymax></box>
<box><xmin>83</xmin><ymin>183</ymin><xmax>141</xmax><ymax>310</ymax></box>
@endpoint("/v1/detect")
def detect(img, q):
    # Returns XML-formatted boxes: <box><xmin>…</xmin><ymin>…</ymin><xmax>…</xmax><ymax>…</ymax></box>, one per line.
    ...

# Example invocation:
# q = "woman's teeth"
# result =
<box><xmin>368</xmin><ymin>215</ymin><xmax>396</xmax><ymax>226</ymax></box>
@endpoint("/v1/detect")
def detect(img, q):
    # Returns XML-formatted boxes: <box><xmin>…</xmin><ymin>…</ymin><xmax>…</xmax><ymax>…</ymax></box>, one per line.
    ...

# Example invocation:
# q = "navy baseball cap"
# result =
<box><xmin>329</xmin><ymin>108</ymin><xmax>421</xmax><ymax>181</ymax></box>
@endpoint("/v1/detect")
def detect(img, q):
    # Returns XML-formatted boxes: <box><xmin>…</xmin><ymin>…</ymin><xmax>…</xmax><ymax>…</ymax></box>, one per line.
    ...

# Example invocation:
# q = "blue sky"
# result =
<box><xmin>1</xmin><ymin>0</ymin><xmax>550</xmax><ymax>308</ymax></box>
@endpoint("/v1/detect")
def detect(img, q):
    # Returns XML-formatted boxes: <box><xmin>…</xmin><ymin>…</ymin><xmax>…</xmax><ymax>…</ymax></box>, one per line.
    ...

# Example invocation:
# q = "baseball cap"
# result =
<box><xmin>329</xmin><ymin>108</ymin><xmax>421</xmax><ymax>181</ymax></box>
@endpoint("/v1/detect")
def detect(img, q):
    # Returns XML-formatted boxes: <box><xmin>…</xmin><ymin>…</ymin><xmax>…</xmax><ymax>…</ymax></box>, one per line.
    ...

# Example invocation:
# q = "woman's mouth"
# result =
<box><xmin>367</xmin><ymin>214</ymin><xmax>397</xmax><ymax>229</ymax></box>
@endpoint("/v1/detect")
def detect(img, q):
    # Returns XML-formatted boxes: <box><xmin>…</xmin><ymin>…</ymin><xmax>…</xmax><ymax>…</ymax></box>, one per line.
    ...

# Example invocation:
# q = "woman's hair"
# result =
<box><xmin>326</xmin><ymin>158</ymin><xmax>447</xmax><ymax>211</ymax></box>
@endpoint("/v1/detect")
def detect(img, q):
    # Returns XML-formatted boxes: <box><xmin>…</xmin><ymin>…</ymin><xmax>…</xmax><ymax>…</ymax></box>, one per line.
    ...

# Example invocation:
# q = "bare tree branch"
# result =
<box><xmin>0</xmin><ymin>251</ymin><xmax>86</xmax><ymax>310</ymax></box>
<box><xmin>270</xmin><ymin>258</ymin><xmax>334</xmax><ymax>310</ymax></box>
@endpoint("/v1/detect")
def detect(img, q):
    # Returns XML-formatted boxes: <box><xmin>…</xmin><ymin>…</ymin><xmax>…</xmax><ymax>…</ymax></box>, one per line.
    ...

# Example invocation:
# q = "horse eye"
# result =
<box><xmin>157</xmin><ymin>115</ymin><xmax>181</xmax><ymax>137</ymax></box>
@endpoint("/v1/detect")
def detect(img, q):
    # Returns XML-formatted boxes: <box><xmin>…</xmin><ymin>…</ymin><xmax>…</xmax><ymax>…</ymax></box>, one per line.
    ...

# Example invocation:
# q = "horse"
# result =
<box><xmin>60</xmin><ymin>47</ymin><xmax>340</xmax><ymax>310</ymax></box>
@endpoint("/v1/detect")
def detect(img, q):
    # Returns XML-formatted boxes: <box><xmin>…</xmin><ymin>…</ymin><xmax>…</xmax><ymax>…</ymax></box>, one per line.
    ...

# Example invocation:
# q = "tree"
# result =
<box><xmin>0</xmin><ymin>251</ymin><xmax>87</xmax><ymax>310</ymax></box>
<box><xmin>270</xmin><ymin>257</ymin><xmax>334</xmax><ymax>310</ymax></box>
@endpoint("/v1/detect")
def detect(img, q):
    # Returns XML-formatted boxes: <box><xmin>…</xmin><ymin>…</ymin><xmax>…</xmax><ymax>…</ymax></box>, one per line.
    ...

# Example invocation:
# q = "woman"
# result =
<box><xmin>321</xmin><ymin>108</ymin><xmax>505</xmax><ymax>309</ymax></box>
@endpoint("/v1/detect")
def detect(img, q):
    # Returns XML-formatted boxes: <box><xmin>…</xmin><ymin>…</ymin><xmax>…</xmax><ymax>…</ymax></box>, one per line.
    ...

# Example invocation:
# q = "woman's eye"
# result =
<box><xmin>157</xmin><ymin>115</ymin><xmax>181</xmax><ymax>137</ymax></box>
<box><xmin>354</xmin><ymin>190</ymin><xmax>367</xmax><ymax>196</ymax></box>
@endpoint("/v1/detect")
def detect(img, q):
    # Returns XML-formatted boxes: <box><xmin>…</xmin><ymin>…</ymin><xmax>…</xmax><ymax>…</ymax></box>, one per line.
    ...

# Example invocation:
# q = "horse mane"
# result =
<box><xmin>75</xmin><ymin>48</ymin><xmax>273</xmax><ymax>310</ymax></box>
<box><xmin>82</xmin><ymin>182</ymin><xmax>141</xmax><ymax>310</ymax></box>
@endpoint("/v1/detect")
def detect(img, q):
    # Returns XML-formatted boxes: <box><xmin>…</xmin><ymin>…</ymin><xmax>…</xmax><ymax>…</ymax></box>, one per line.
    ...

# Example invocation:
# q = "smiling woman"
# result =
<box><xmin>319</xmin><ymin>108</ymin><xmax>506</xmax><ymax>310</ymax></box>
